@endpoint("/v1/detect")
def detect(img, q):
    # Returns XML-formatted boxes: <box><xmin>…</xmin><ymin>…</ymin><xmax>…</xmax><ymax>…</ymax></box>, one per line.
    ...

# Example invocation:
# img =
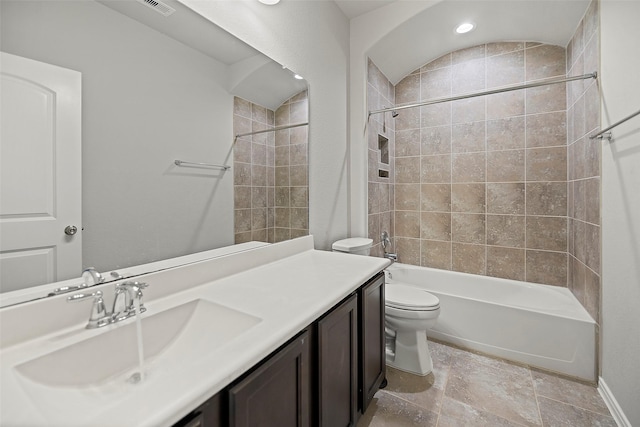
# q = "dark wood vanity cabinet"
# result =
<box><xmin>358</xmin><ymin>273</ymin><xmax>386</xmax><ymax>413</ymax></box>
<box><xmin>173</xmin><ymin>392</ymin><xmax>225</xmax><ymax>427</ymax></box>
<box><xmin>173</xmin><ymin>332</ymin><xmax>311</xmax><ymax>427</ymax></box>
<box><xmin>316</xmin><ymin>294</ymin><xmax>358</xmax><ymax>427</ymax></box>
<box><xmin>314</xmin><ymin>272</ymin><xmax>385</xmax><ymax>426</ymax></box>
<box><xmin>172</xmin><ymin>272</ymin><xmax>385</xmax><ymax>427</ymax></box>
<box><xmin>229</xmin><ymin>331</ymin><xmax>311</xmax><ymax>427</ymax></box>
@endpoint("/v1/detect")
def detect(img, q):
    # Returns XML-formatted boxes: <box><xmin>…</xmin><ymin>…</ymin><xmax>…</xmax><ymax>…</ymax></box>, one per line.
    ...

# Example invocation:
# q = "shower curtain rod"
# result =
<box><xmin>368</xmin><ymin>72</ymin><xmax>598</xmax><ymax>117</ymax></box>
<box><xmin>589</xmin><ymin>108</ymin><xmax>640</xmax><ymax>141</ymax></box>
<box><xmin>234</xmin><ymin>121</ymin><xmax>309</xmax><ymax>140</ymax></box>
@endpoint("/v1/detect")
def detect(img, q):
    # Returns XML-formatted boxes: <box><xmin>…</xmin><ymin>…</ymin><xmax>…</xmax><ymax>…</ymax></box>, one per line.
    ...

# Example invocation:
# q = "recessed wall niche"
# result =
<box><xmin>378</xmin><ymin>134</ymin><xmax>389</xmax><ymax>165</ymax></box>
<box><xmin>378</xmin><ymin>134</ymin><xmax>389</xmax><ymax>179</ymax></box>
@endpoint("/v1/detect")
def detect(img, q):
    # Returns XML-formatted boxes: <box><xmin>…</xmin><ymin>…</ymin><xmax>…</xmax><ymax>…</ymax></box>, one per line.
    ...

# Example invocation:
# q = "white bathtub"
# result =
<box><xmin>385</xmin><ymin>263</ymin><xmax>597</xmax><ymax>382</ymax></box>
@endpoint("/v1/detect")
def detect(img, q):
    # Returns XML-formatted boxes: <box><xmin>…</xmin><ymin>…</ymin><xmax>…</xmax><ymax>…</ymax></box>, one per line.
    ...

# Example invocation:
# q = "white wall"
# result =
<box><xmin>348</xmin><ymin>2</ymin><xmax>439</xmax><ymax>238</ymax></box>
<box><xmin>600</xmin><ymin>1</ymin><xmax>640</xmax><ymax>425</ymax></box>
<box><xmin>181</xmin><ymin>0</ymin><xmax>350</xmax><ymax>250</ymax></box>
<box><xmin>1</xmin><ymin>0</ymin><xmax>235</xmax><ymax>272</ymax></box>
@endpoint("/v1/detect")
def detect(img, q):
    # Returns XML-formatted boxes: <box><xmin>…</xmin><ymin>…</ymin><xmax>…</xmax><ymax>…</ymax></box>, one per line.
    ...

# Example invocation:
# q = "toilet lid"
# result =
<box><xmin>332</xmin><ymin>237</ymin><xmax>373</xmax><ymax>252</ymax></box>
<box><xmin>386</xmin><ymin>284</ymin><xmax>440</xmax><ymax>310</ymax></box>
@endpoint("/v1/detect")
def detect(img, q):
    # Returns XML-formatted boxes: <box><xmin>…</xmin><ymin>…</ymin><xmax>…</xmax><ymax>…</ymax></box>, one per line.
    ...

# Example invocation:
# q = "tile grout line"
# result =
<box><xmin>529</xmin><ymin>367</ymin><xmax>546</xmax><ymax>426</ymax></box>
<box><xmin>434</xmin><ymin>341</ymin><xmax>456</xmax><ymax>426</ymax></box>
<box><xmin>448</xmin><ymin>56</ymin><xmax>453</xmax><ymax>271</ymax></box>
<box><xmin>534</xmin><ymin>392</ymin><xmax>616</xmax><ymax>419</ymax></box>
<box><xmin>484</xmin><ymin>44</ymin><xmax>489</xmax><ymax>276</ymax></box>
<box><xmin>523</xmin><ymin>44</ymin><xmax>529</xmax><ymax>283</ymax></box>
<box><xmin>437</xmin><ymin>340</ymin><xmax>530</xmax><ymax>427</ymax></box>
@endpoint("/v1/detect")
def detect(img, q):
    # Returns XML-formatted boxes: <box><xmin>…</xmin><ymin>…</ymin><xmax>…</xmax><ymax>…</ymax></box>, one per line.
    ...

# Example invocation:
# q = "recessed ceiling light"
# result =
<box><xmin>455</xmin><ymin>22</ymin><xmax>475</xmax><ymax>34</ymax></box>
<box><xmin>258</xmin><ymin>0</ymin><xmax>280</xmax><ymax>4</ymax></box>
<box><xmin>294</xmin><ymin>74</ymin><xmax>304</xmax><ymax>80</ymax></box>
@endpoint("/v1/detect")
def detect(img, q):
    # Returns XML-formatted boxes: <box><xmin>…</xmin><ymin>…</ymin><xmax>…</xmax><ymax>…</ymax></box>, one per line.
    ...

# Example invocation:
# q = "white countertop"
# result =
<box><xmin>0</xmin><ymin>236</ymin><xmax>390</xmax><ymax>426</ymax></box>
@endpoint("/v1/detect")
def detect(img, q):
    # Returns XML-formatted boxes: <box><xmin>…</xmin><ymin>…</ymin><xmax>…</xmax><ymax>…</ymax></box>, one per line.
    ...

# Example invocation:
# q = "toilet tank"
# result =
<box><xmin>332</xmin><ymin>238</ymin><xmax>373</xmax><ymax>256</ymax></box>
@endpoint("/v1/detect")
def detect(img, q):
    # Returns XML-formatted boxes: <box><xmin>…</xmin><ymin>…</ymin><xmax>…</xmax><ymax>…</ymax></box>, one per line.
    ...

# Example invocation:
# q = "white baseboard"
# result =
<box><xmin>598</xmin><ymin>377</ymin><xmax>632</xmax><ymax>427</ymax></box>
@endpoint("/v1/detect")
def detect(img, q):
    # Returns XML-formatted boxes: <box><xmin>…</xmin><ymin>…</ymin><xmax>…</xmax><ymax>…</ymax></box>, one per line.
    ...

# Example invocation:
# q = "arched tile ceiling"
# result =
<box><xmin>366</xmin><ymin>0</ymin><xmax>591</xmax><ymax>85</ymax></box>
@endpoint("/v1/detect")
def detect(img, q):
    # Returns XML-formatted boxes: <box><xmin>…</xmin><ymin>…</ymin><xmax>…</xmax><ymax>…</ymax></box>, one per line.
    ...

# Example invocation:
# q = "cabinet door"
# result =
<box><xmin>317</xmin><ymin>294</ymin><xmax>358</xmax><ymax>427</ymax></box>
<box><xmin>173</xmin><ymin>392</ymin><xmax>225</xmax><ymax>427</ymax></box>
<box><xmin>229</xmin><ymin>331</ymin><xmax>311</xmax><ymax>427</ymax></box>
<box><xmin>359</xmin><ymin>273</ymin><xmax>385</xmax><ymax>413</ymax></box>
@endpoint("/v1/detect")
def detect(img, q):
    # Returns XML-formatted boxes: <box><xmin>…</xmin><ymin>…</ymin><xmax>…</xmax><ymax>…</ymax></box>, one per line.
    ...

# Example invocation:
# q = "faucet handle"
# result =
<box><xmin>110</xmin><ymin>271</ymin><xmax>123</xmax><ymax>280</ymax></box>
<box><xmin>67</xmin><ymin>290</ymin><xmax>101</xmax><ymax>302</ymax></box>
<box><xmin>48</xmin><ymin>283</ymin><xmax>87</xmax><ymax>296</ymax></box>
<box><xmin>116</xmin><ymin>281</ymin><xmax>148</xmax><ymax>290</ymax></box>
<box><xmin>67</xmin><ymin>290</ymin><xmax>110</xmax><ymax>329</ymax></box>
<box><xmin>381</xmin><ymin>231</ymin><xmax>390</xmax><ymax>250</ymax></box>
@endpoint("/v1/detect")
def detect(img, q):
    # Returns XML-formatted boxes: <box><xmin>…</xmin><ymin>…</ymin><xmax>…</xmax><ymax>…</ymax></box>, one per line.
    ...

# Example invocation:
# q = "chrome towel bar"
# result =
<box><xmin>590</xmin><ymin>108</ymin><xmax>640</xmax><ymax>141</ymax></box>
<box><xmin>174</xmin><ymin>160</ymin><xmax>230</xmax><ymax>170</ymax></box>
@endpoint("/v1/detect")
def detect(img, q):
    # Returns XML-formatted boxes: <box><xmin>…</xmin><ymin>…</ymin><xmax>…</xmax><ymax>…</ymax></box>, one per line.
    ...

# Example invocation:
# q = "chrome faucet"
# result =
<box><xmin>82</xmin><ymin>267</ymin><xmax>105</xmax><ymax>286</ymax></box>
<box><xmin>384</xmin><ymin>252</ymin><xmax>398</xmax><ymax>263</ymax></box>
<box><xmin>48</xmin><ymin>267</ymin><xmax>105</xmax><ymax>296</ymax></box>
<box><xmin>112</xmin><ymin>281</ymin><xmax>148</xmax><ymax>322</ymax></box>
<box><xmin>67</xmin><ymin>280</ymin><xmax>148</xmax><ymax>329</ymax></box>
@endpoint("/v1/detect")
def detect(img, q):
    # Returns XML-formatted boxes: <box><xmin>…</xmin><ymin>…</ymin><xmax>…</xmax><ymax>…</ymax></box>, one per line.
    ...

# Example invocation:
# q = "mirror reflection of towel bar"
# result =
<box><xmin>174</xmin><ymin>160</ymin><xmax>231</xmax><ymax>170</ymax></box>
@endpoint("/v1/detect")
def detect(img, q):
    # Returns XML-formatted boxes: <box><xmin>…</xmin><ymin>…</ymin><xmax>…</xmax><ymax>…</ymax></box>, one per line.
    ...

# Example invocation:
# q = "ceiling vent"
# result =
<box><xmin>136</xmin><ymin>0</ymin><xmax>175</xmax><ymax>16</ymax></box>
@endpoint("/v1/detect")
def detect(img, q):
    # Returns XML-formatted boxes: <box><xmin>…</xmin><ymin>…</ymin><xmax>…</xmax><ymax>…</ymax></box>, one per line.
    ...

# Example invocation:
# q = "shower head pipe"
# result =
<box><xmin>369</xmin><ymin>71</ymin><xmax>598</xmax><ymax>118</ymax></box>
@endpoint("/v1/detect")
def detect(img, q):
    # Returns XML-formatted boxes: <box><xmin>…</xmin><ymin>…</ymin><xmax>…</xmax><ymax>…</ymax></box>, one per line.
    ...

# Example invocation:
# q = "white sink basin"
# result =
<box><xmin>15</xmin><ymin>299</ymin><xmax>261</xmax><ymax>388</ymax></box>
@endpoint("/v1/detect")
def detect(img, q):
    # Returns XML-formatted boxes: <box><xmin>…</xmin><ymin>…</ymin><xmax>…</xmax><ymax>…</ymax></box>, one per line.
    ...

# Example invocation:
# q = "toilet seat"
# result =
<box><xmin>386</xmin><ymin>284</ymin><xmax>440</xmax><ymax>311</ymax></box>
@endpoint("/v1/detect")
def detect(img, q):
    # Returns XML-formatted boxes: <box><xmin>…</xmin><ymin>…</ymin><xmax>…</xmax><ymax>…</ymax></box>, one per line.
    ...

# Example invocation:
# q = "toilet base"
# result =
<box><xmin>385</xmin><ymin>329</ymin><xmax>433</xmax><ymax>376</ymax></box>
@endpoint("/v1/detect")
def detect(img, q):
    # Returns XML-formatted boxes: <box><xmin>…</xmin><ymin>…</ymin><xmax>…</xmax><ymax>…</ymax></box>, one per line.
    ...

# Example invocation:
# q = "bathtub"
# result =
<box><xmin>385</xmin><ymin>263</ymin><xmax>596</xmax><ymax>382</ymax></box>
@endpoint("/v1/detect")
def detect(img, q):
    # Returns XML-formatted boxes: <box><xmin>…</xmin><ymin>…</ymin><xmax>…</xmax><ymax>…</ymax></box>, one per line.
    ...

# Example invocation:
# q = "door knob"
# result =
<box><xmin>64</xmin><ymin>225</ymin><xmax>78</xmax><ymax>235</ymax></box>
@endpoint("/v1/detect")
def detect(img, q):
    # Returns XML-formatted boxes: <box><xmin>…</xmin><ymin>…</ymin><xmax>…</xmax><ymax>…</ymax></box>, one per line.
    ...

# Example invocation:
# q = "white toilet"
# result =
<box><xmin>332</xmin><ymin>237</ymin><xmax>441</xmax><ymax>376</ymax></box>
<box><xmin>385</xmin><ymin>284</ymin><xmax>440</xmax><ymax>376</ymax></box>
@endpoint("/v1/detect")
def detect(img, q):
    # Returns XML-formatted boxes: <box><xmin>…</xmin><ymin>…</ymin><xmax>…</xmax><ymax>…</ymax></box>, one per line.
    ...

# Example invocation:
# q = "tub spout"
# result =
<box><xmin>384</xmin><ymin>252</ymin><xmax>398</xmax><ymax>263</ymax></box>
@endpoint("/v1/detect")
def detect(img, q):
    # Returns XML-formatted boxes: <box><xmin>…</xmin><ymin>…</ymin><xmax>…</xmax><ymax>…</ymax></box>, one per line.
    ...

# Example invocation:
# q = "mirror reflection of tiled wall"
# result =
<box><xmin>233</xmin><ymin>92</ymin><xmax>309</xmax><ymax>243</ymax></box>
<box><xmin>274</xmin><ymin>92</ymin><xmax>309</xmax><ymax>242</ymax></box>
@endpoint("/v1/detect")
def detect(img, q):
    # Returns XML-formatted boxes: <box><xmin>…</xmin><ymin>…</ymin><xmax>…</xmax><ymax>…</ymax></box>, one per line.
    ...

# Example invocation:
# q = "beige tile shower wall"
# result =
<box><xmin>567</xmin><ymin>0</ymin><xmax>601</xmax><ymax>322</ymax></box>
<box><xmin>392</xmin><ymin>42</ymin><xmax>570</xmax><ymax>286</ymax></box>
<box><xmin>367</xmin><ymin>59</ymin><xmax>396</xmax><ymax>257</ymax></box>
<box><xmin>274</xmin><ymin>91</ymin><xmax>310</xmax><ymax>242</ymax></box>
<box><xmin>233</xmin><ymin>97</ymin><xmax>275</xmax><ymax>243</ymax></box>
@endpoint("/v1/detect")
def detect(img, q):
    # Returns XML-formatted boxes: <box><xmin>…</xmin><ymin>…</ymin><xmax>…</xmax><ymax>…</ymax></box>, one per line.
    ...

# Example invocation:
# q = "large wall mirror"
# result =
<box><xmin>0</xmin><ymin>0</ymin><xmax>308</xmax><ymax>305</ymax></box>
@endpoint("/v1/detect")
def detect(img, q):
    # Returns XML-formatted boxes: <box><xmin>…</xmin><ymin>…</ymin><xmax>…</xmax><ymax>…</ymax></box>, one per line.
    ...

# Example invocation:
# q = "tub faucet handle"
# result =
<box><xmin>381</xmin><ymin>231</ymin><xmax>391</xmax><ymax>250</ymax></box>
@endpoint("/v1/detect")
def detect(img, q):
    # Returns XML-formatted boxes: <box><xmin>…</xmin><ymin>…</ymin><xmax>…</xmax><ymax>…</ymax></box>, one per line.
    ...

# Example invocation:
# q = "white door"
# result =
<box><xmin>0</xmin><ymin>52</ymin><xmax>82</xmax><ymax>293</ymax></box>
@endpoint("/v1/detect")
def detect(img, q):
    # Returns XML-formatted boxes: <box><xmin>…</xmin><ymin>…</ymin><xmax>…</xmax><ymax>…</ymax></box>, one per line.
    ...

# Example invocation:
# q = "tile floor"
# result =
<box><xmin>358</xmin><ymin>340</ymin><xmax>616</xmax><ymax>427</ymax></box>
